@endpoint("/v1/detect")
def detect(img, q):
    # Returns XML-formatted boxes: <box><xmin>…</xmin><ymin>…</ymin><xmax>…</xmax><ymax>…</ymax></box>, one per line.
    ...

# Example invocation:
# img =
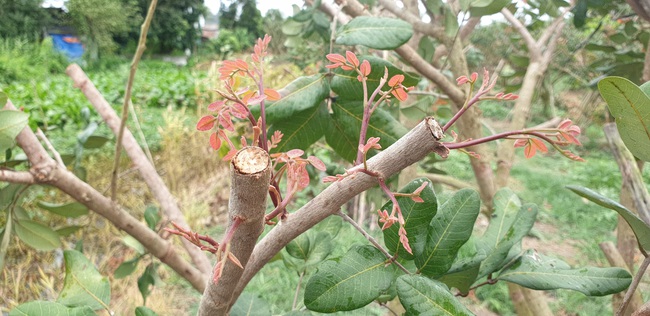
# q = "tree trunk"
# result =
<box><xmin>600</xmin><ymin>241</ymin><xmax>644</xmax><ymax>315</ymax></box>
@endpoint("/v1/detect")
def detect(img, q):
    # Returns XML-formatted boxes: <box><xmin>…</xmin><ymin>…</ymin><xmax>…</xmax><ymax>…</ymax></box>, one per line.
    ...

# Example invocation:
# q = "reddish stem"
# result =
<box><xmin>444</xmin><ymin>130</ymin><xmax>555</xmax><ymax>150</ymax></box>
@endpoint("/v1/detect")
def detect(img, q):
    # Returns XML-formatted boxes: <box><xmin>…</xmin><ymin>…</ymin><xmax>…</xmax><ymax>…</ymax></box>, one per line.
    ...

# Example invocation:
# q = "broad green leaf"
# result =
<box><xmin>304</xmin><ymin>232</ymin><xmax>334</xmax><ymax>269</ymax></box>
<box><xmin>57</xmin><ymin>250</ymin><xmax>110</xmax><ymax>310</ymax></box>
<box><xmin>9</xmin><ymin>301</ymin><xmax>95</xmax><ymax>316</ymax></box>
<box><xmin>0</xmin><ymin>183</ymin><xmax>26</xmax><ymax>210</ymax></box>
<box><xmin>114</xmin><ymin>258</ymin><xmax>140</xmax><ymax>279</ymax></box>
<box><xmin>325</xmin><ymin>101</ymin><xmax>408</xmax><ymax>162</ymax></box>
<box><xmin>567</xmin><ymin>185</ymin><xmax>650</xmax><ymax>252</ymax></box>
<box><xmin>498</xmin><ymin>250</ymin><xmax>632</xmax><ymax>296</ymax></box>
<box><xmin>13</xmin><ymin>205</ymin><xmax>30</xmax><ymax>221</ymax></box>
<box><xmin>286</xmin><ymin>232</ymin><xmax>311</xmax><ymax>260</ymax></box>
<box><xmin>444</xmin><ymin>8</ymin><xmax>459</xmax><ymax>38</ymax></box>
<box><xmin>14</xmin><ymin>219</ymin><xmax>61</xmax><ymax>251</ymax></box>
<box><xmin>283</xmin><ymin>19</ymin><xmax>305</xmax><ymax>36</ymax></box>
<box><xmin>598</xmin><ymin>76</ymin><xmax>650</xmax><ymax>161</ymax></box>
<box><xmin>144</xmin><ymin>205</ymin><xmax>160</xmax><ymax>230</ymax></box>
<box><xmin>397</xmin><ymin>274</ymin><xmax>473</xmax><ymax>316</ymax></box>
<box><xmin>0</xmin><ymin>110</ymin><xmax>29</xmax><ymax>153</ymax></box>
<box><xmin>82</xmin><ymin>135</ymin><xmax>110</xmax><ymax>149</ymax></box>
<box><xmin>122</xmin><ymin>235</ymin><xmax>146</xmax><ymax>255</ymax></box>
<box><xmin>263</xmin><ymin>74</ymin><xmax>330</xmax><ymax>123</ymax></box>
<box><xmin>268</xmin><ymin>102</ymin><xmax>328</xmax><ymax>153</ymax></box>
<box><xmin>416</xmin><ymin>189</ymin><xmax>481</xmax><ymax>277</ymax></box>
<box><xmin>436</xmin><ymin>263</ymin><xmax>480</xmax><ymax>294</ymax></box>
<box><xmin>585</xmin><ymin>43</ymin><xmax>616</xmax><ymax>53</ymax></box>
<box><xmin>55</xmin><ymin>226</ymin><xmax>83</xmax><ymax>237</ymax></box>
<box><xmin>482</xmin><ymin>188</ymin><xmax>522</xmax><ymax>244</ymax></box>
<box><xmin>231</xmin><ymin>293</ymin><xmax>272</xmax><ymax>316</ymax></box>
<box><xmin>138</xmin><ymin>263</ymin><xmax>161</xmax><ymax>305</ymax></box>
<box><xmin>470</xmin><ymin>0</ymin><xmax>512</xmax><ymax>16</ymax></box>
<box><xmin>37</xmin><ymin>201</ymin><xmax>89</xmax><ymax>218</ymax></box>
<box><xmin>304</xmin><ymin>245</ymin><xmax>393</xmax><ymax>312</ymax></box>
<box><xmin>477</xmin><ymin>203</ymin><xmax>538</xmax><ymax>279</ymax></box>
<box><xmin>135</xmin><ymin>306</ymin><xmax>159</xmax><ymax>316</ymax></box>
<box><xmin>335</xmin><ymin>16</ymin><xmax>413</xmax><ymax>50</ymax></box>
<box><xmin>417</xmin><ymin>36</ymin><xmax>436</xmax><ymax>62</ymax></box>
<box><xmin>381</xmin><ymin>179</ymin><xmax>438</xmax><ymax>260</ymax></box>
<box><xmin>331</xmin><ymin>56</ymin><xmax>419</xmax><ymax>101</ymax></box>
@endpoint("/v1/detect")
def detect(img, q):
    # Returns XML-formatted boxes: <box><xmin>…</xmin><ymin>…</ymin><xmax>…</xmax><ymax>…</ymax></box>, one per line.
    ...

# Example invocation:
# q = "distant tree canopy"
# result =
<box><xmin>218</xmin><ymin>0</ymin><xmax>263</xmax><ymax>39</ymax></box>
<box><xmin>126</xmin><ymin>0</ymin><xmax>208</xmax><ymax>54</ymax></box>
<box><xmin>0</xmin><ymin>0</ymin><xmax>51</xmax><ymax>39</ymax></box>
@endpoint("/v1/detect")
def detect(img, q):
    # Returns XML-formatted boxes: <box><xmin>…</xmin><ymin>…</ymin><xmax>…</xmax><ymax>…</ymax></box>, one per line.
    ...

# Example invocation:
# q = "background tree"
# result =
<box><xmin>67</xmin><ymin>0</ymin><xmax>140</xmax><ymax>57</ymax></box>
<box><xmin>218</xmin><ymin>0</ymin><xmax>263</xmax><ymax>38</ymax></box>
<box><xmin>0</xmin><ymin>0</ymin><xmax>51</xmax><ymax>39</ymax></box>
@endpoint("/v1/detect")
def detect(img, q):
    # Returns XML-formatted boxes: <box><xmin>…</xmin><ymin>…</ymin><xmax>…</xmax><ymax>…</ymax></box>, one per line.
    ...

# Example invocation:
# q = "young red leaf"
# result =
<box><xmin>219</xmin><ymin>112</ymin><xmax>235</xmax><ymax>132</ymax></box>
<box><xmin>307</xmin><ymin>156</ymin><xmax>326</xmax><ymax>171</ymax></box>
<box><xmin>197</xmin><ymin>115</ymin><xmax>217</xmax><ymax>131</ymax></box>
<box><xmin>264</xmin><ymin>88</ymin><xmax>281</xmax><ymax>101</ymax></box>
<box><xmin>286</xmin><ymin>149</ymin><xmax>304</xmax><ymax>159</ymax></box>
<box><xmin>207</xmin><ymin>100</ymin><xmax>225</xmax><ymax>112</ymax></box>
<box><xmin>388</xmin><ymin>74</ymin><xmax>405</xmax><ymax>87</ymax></box>
<box><xmin>391</xmin><ymin>87</ymin><xmax>408</xmax><ymax>101</ymax></box>
<box><xmin>345</xmin><ymin>51</ymin><xmax>359</xmax><ymax>67</ymax></box>
<box><xmin>209</xmin><ymin>132</ymin><xmax>221</xmax><ymax>150</ymax></box>
<box><xmin>326</xmin><ymin>53</ymin><xmax>346</xmax><ymax>64</ymax></box>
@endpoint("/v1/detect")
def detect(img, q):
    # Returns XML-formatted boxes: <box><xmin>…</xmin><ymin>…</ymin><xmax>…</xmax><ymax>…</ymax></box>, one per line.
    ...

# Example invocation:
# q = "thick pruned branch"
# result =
<box><xmin>4</xmin><ymin>99</ymin><xmax>207</xmax><ymax>292</ymax></box>
<box><xmin>66</xmin><ymin>64</ymin><xmax>212</xmax><ymax>276</ymax></box>
<box><xmin>199</xmin><ymin>147</ymin><xmax>271</xmax><ymax>315</ymax></box>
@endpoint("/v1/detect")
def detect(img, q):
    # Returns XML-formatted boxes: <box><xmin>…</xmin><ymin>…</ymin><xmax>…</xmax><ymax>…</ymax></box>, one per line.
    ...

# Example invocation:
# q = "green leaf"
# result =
<box><xmin>381</xmin><ymin>179</ymin><xmax>438</xmax><ymax>260</ymax></box>
<box><xmin>0</xmin><ymin>110</ymin><xmax>29</xmax><ymax>153</ymax></box>
<box><xmin>9</xmin><ymin>301</ymin><xmax>95</xmax><ymax>316</ymax></box>
<box><xmin>14</xmin><ymin>219</ymin><xmax>61</xmax><ymax>251</ymax></box>
<box><xmin>396</xmin><ymin>274</ymin><xmax>473</xmax><ymax>316</ymax></box>
<box><xmin>135</xmin><ymin>306</ymin><xmax>159</xmax><ymax>316</ymax></box>
<box><xmin>37</xmin><ymin>201</ymin><xmax>89</xmax><ymax>218</ymax></box>
<box><xmin>444</xmin><ymin>8</ymin><xmax>459</xmax><ymax>38</ymax></box>
<box><xmin>585</xmin><ymin>43</ymin><xmax>616</xmax><ymax>53</ymax></box>
<box><xmin>263</xmin><ymin>74</ymin><xmax>330</xmax><ymax>123</ymax></box>
<box><xmin>482</xmin><ymin>188</ymin><xmax>522</xmax><ymax>244</ymax></box>
<box><xmin>477</xmin><ymin>202</ymin><xmax>538</xmax><ymax>279</ymax></box>
<box><xmin>470</xmin><ymin>0</ymin><xmax>512</xmax><ymax>16</ymax></box>
<box><xmin>122</xmin><ymin>235</ymin><xmax>146</xmax><ymax>255</ymax></box>
<box><xmin>416</xmin><ymin>189</ymin><xmax>481</xmax><ymax>277</ymax></box>
<box><xmin>286</xmin><ymin>232</ymin><xmax>311</xmax><ymax>260</ymax></box>
<box><xmin>566</xmin><ymin>185</ymin><xmax>650</xmax><ymax>252</ymax></box>
<box><xmin>82</xmin><ymin>136</ymin><xmax>110</xmax><ymax>149</ymax></box>
<box><xmin>335</xmin><ymin>16</ymin><xmax>413</xmax><ymax>50</ymax></box>
<box><xmin>313</xmin><ymin>215</ymin><xmax>343</xmax><ymax>238</ymax></box>
<box><xmin>138</xmin><ymin>263</ymin><xmax>161</xmax><ymax>305</ymax></box>
<box><xmin>436</xmin><ymin>263</ymin><xmax>480</xmax><ymax>294</ymax></box>
<box><xmin>57</xmin><ymin>250</ymin><xmax>110</xmax><ymax>310</ymax></box>
<box><xmin>231</xmin><ymin>293</ymin><xmax>272</xmax><ymax>316</ymax></box>
<box><xmin>144</xmin><ymin>205</ymin><xmax>160</xmax><ymax>230</ymax></box>
<box><xmin>325</xmin><ymin>101</ymin><xmax>408</xmax><ymax>162</ymax></box>
<box><xmin>598</xmin><ymin>76</ymin><xmax>650</xmax><ymax>161</ymax></box>
<box><xmin>113</xmin><ymin>258</ymin><xmax>140</xmax><ymax>279</ymax></box>
<box><xmin>0</xmin><ymin>92</ymin><xmax>7</xmax><ymax>106</ymax></box>
<box><xmin>0</xmin><ymin>183</ymin><xmax>27</xmax><ymax>210</ymax></box>
<box><xmin>497</xmin><ymin>250</ymin><xmax>632</xmax><ymax>296</ymax></box>
<box><xmin>55</xmin><ymin>226</ymin><xmax>83</xmax><ymax>237</ymax></box>
<box><xmin>268</xmin><ymin>102</ymin><xmax>328</xmax><ymax>153</ymax></box>
<box><xmin>304</xmin><ymin>245</ymin><xmax>393</xmax><ymax>312</ymax></box>
<box><xmin>331</xmin><ymin>56</ymin><xmax>419</xmax><ymax>101</ymax></box>
<box><xmin>304</xmin><ymin>232</ymin><xmax>334</xmax><ymax>269</ymax></box>
<box><xmin>417</xmin><ymin>36</ymin><xmax>436</xmax><ymax>62</ymax></box>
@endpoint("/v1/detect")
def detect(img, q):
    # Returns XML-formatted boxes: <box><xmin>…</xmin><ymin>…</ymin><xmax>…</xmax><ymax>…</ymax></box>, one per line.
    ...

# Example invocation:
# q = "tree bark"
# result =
<box><xmin>66</xmin><ymin>64</ymin><xmax>212</xmax><ymax>276</ymax></box>
<box><xmin>199</xmin><ymin>147</ymin><xmax>271</xmax><ymax>315</ymax></box>
<box><xmin>4</xmin><ymin>99</ymin><xmax>207</xmax><ymax>292</ymax></box>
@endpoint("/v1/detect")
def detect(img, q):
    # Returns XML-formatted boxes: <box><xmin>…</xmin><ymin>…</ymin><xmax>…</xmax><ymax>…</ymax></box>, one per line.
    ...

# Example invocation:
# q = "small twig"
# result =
<box><xmin>128</xmin><ymin>101</ymin><xmax>155</xmax><ymax>166</ymax></box>
<box><xmin>337</xmin><ymin>210</ymin><xmax>410</xmax><ymax>274</ymax></box>
<box><xmin>617</xmin><ymin>255</ymin><xmax>650</xmax><ymax>316</ymax></box>
<box><xmin>110</xmin><ymin>0</ymin><xmax>157</xmax><ymax>200</ymax></box>
<box><xmin>36</xmin><ymin>128</ymin><xmax>65</xmax><ymax>167</ymax></box>
<box><xmin>292</xmin><ymin>270</ymin><xmax>305</xmax><ymax>310</ymax></box>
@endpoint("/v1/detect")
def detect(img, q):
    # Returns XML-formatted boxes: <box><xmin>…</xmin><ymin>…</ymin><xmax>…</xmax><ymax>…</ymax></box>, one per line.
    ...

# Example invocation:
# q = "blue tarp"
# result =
<box><xmin>50</xmin><ymin>34</ymin><xmax>84</xmax><ymax>60</ymax></box>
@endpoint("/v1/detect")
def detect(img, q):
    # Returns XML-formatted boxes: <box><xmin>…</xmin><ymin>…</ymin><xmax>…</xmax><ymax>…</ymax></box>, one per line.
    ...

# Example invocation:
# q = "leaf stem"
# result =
<box><xmin>337</xmin><ymin>210</ymin><xmax>410</xmax><ymax>274</ymax></box>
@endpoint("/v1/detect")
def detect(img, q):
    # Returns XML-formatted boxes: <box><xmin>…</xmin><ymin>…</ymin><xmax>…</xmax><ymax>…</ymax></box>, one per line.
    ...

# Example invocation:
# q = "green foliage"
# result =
<box><xmin>57</xmin><ymin>250</ymin><xmax>110</xmax><ymax>309</ymax></box>
<box><xmin>67</xmin><ymin>0</ymin><xmax>141</xmax><ymax>55</ymax></box>
<box><xmin>397</xmin><ymin>274</ymin><xmax>473</xmax><ymax>315</ymax></box>
<box><xmin>0</xmin><ymin>38</ymin><xmax>68</xmax><ymax>84</ymax></box>
<box><xmin>219</xmin><ymin>0</ymin><xmax>264</xmax><ymax>42</ymax></box>
<box><xmin>9</xmin><ymin>301</ymin><xmax>95</xmax><ymax>316</ymax></box>
<box><xmin>205</xmin><ymin>28</ymin><xmax>255</xmax><ymax>58</ymax></box>
<box><xmin>0</xmin><ymin>109</ymin><xmax>29</xmax><ymax>153</ymax></box>
<box><xmin>335</xmin><ymin>17</ymin><xmax>413</xmax><ymax>50</ymax></box>
<box><xmin>598</xmin><ymin>76</ymin><xmax>650</xmax><ymax>161</ymax></box>
<box><xmin>231</xmin><ymin>293</ymin><xmax>272</xmax><ymax>316</ymax></box>
<box><xmin>0</xmin><ymin>0</ymin><xmax>51</xmax><ymax>39</ymax></box>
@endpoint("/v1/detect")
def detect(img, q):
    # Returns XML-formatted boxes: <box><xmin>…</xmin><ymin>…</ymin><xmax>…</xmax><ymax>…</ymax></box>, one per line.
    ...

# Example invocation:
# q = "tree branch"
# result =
<box><xmin>199</xmin><ymin>147</ymin><xmax>271</xmax><ymax>315</ymax></box>
<box><xmin>66</xmin><ymin>64</ymin><xmax>212</xmax><ymax>276</ymax></box>
<box><xmin>4</xmin><ymin>99</ymin><xmax>206</xmax><ymax>292</ymax></box>
<box><xmin>111</xmin><ymin>0</ymin><xmax>158</xmax><ymax>200</ymax></box>
<box><xmin>230</xmin><ymin>117</ymin><xmax>447</xmax><ymax>305</ymax></box>
<box><xmin>377</xmin><ymin>0</ymin><xmax>445</xmax><ymax>40</ymax></box>
<box><xmin>501</xmin><ymin>8</ymin><xmax>540</xmax><ymax>59</ymax></box>
<box><xmin>0</xmin><ymin>169</ymin><xmax>36</xmax><ymax>184</ymax></box>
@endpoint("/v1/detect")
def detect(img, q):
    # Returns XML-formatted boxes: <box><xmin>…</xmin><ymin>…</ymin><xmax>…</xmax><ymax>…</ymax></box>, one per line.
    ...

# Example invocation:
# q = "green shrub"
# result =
<box><xmin>0</xmin><ymin>37</ymin><xmax>68</xmax><ymax>83</ymax></box>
